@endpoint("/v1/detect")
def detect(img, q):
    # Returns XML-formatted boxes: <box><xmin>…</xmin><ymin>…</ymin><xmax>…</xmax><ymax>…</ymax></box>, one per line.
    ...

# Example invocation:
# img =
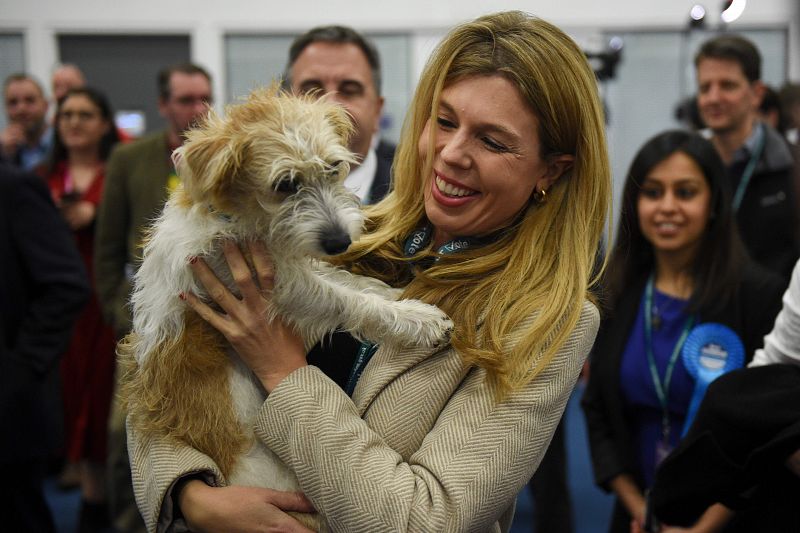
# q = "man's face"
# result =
<box><xmin>290</xmin><ymin>42</ymin><xmax>384</xmax><ymax>163</ymax></box>
<box><xmin>4</xmin><ymin>79</ymin><xmax>48</xmax><ymax>137</ymax></box>
<box><xmin>158</xmin><ymin>72</ymin><xmax>213</xmax><ymax>139</ymax></box>
<box><xmin>696</xmin><ymin>57</ymin><xmax>763</xmax><ymax>137</ymax></box>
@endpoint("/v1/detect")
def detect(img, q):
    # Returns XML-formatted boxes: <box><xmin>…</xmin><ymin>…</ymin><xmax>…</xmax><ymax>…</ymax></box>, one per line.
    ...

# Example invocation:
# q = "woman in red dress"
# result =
<box><xmin>43</xmin><ymin>87</ymin><xmax>120</xmax><ymax>531</ymax></box>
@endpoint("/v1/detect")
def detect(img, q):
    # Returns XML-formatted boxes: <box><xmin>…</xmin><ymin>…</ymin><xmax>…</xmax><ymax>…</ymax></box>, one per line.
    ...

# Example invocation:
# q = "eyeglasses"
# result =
<box><xmin>59</xmin><ymin>110</ymin><xmax>100</xmax><ymax>122</ymax></box>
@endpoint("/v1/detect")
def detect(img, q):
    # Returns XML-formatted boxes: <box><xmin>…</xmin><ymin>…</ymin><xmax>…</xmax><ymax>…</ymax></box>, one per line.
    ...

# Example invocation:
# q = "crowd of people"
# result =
<box><xmin>1</xmin><ymin>11</ymin><xmax>799</xmax><ymax>533</ymax></box>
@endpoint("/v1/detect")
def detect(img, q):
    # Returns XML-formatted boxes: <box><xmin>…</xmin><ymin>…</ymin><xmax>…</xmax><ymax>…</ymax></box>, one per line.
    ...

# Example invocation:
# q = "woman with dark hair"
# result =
<box><xmin>42</xmin><ymin>86</ymin><xmax>121</xmax><ymax>531</ymax></box>
<box><xmin>582</xmin><ymin>130</ymin><xmax>785</xmax><ymax>532</ymax></box>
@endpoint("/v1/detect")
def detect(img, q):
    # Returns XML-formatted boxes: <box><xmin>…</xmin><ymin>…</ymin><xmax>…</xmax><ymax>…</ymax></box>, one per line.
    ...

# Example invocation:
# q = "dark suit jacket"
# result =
<box><xmin>581</xmin><ymin>262</ymin><xmax>786</xmax><ymax>531</ymax></box>
<box><xmin>368</xmin><ymin>140</ymin><xmax>395</xmax><ymax>204</ymax></box>
<box><xmin>94</xmin><ymin>130</ymin><xmax>173</xmax><ymax>336</ymax></box>
<box><xmin>651</xmin><ymin>364</ymin><xmax>800</xmax><ymax>531</ymax></box>
<box><xmin>0</xmin><ymin>165</ymin><xmax>90</xmax><ymax>459</ymax></box>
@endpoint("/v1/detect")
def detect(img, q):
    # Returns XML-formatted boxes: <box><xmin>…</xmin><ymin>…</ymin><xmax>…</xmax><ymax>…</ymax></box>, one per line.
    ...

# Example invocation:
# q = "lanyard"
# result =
<box><xmin>731</xmin><ymin>125</ymin><xmax>765</xmax><ymax>212</ymax></box>
<box><xmin>344</xmin><ymin>342</ymin><xmax>379</xmax><ymax>396</ymax></box>
<box><xmin>403</xmin><ymin>224</ymin><xmax>485</xmax><ymax>259</ymax></box>
<box><xmin>644</xmin><ymin>274</ymin><xmax>695</xmax><ymax>442</ymax></box>
<box><xmin>344</xmin><ymin>224</ymin><xmax>482</xmax><ymax>396</ymax></box>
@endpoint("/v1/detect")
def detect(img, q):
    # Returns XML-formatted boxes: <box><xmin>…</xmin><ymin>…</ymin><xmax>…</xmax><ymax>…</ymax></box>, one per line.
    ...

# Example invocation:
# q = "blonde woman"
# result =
<box><xmin>129</xmin><ymin>11</ymin><xmax>611</xmax><ymax>532</ymax></box>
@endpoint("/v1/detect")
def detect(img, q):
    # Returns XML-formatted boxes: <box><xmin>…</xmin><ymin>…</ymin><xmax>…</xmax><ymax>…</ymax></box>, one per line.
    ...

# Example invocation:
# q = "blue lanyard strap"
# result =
<box><xmin>732</xmin><ymin>124</ymin><xmax>765</xmax><ymax>212</ymax></box>
<box><xmin>346</xmin><ymin>224</ymin><xmax>482</xmax><ymax>396</ymax></box>
<box><xmin>345</xmin><ymin>341</ymin><xmax>379</xmax><ymax>396</ymax></box>
<box><xmin>644</xmin><ymin>274</ymin><xmax>695</xmax><ymax>439</ymax></box>
<box><xmin>403</xmin><ymin>224</ymin><xmax>485</xmax><ymax>259</ymax></box>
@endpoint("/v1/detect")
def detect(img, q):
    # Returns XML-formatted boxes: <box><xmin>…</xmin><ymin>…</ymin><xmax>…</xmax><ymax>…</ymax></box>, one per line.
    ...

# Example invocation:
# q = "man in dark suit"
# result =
<box><xmin>0</xmin><ymin>164</ymin><xmax>89</xmax><ymax>531</ymax></box>
<box><xmin>285</xmin><ymin>25</ymin><xmax>395</xmax><ymax>203</ymax></box>
<box><xmin>93</xmin><ymin>63</ymin><xmax>212</xmax><ymax>533</ymax></box>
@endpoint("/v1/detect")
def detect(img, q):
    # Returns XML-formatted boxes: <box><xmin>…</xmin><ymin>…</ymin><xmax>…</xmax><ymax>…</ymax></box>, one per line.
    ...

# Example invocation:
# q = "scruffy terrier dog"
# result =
<box><xmin>121</xmin><ymin>85</ymin><xmax>452</xmax><ymax>530</ymax></box>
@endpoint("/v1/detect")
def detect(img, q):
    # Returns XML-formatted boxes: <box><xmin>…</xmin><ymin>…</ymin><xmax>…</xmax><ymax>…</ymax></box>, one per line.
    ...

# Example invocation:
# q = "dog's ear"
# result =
<box><xmin>180</xmin><ymin>115</ymin><xmax>242</xmax><ymax>208</ymax></box>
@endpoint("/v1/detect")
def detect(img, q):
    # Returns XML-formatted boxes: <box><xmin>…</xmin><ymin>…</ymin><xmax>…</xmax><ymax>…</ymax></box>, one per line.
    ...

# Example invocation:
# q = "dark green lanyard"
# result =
<box><xmin>344</xmin><ymin>225</ymin><xmax>485</xmax><ymax>396</ymax></box>
<box><xmin>731</xmin><ymin>125</ymin><xmax>765</xmax><ymax>212</ymax></box>
<box><xmin>644</xmin><ymin>274</ymin><xmax>695</xmax><ymax>443</ymax></box>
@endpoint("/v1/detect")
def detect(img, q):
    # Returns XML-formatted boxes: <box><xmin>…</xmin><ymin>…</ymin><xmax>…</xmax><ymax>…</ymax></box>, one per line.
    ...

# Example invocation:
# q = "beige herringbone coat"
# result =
<box><xmin>129</xmin><ymin>301</ymin><xmax>599</xmax><ymax>533</ymax></box>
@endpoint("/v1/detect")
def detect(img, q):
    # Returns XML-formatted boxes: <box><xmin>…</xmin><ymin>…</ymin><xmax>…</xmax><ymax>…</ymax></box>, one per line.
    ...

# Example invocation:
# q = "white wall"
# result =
<box><xmin>2</xmin><ymin>0</ymin><xmax>798</xmax><ymax>104</ymax></box>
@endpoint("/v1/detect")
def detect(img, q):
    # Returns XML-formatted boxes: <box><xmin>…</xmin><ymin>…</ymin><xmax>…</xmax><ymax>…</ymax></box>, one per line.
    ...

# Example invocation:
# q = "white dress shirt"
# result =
<box><xmin>343</xmin><ymin>148</ymin><xmax>377</xmax><ymax>203</ymax></box>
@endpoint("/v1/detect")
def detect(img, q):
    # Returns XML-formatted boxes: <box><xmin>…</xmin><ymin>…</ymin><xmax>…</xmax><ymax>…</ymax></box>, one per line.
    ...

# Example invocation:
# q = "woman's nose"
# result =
<box><xmin>439</xmin><ymin>132</ymin><xmax>471</xmax><ymax>168</ymax></box>
<box><xmin>658</xmin><ymin>191</ymin><xmax>678</xmax><ymax>211</ymax></box>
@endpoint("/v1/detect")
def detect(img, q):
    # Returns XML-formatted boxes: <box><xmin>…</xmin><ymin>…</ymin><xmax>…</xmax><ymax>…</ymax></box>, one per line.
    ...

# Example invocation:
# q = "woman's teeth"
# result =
<box><xmin>436</xmin><ymin>176</ymin><xmax>474</xmax><ymax>197</ymax></box>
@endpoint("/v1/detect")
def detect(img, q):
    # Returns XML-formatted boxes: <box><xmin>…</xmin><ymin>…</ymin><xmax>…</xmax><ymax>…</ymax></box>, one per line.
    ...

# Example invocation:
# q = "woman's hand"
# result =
<box><xmin>657</xmin><ymin>503</ymin><xmax>732</xmax><ymax>533</ymax></box>
<box><xmin>184</xmin><ymin>240</ymin><xmax>307</xmax><ymax>392</ymax></box>
<box><xmin>0</xmin><ymin>123</ymin><xmax>24</xmax><ymax>159</ymax></box>
<box><xmin>61</xmin><ymin>200</ymin><xmax>96</xmax><ymax>230</ymax></box>
<box><xmin>609</xmin><ymin>474</ymin><xmax>646</xmax><ymax>529</ymax></box>
<box><xmin>179</xmin><ymin>480</ymin><xmax>316</xmax><ymax>533</ymax></box>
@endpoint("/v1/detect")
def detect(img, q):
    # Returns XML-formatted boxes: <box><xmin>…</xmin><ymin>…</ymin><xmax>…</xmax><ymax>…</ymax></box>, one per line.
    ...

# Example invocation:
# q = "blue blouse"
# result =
<box><xmin>619</xmin><ymin>287</ymin><xmax>695</xmax><ymax>487</ymax></box>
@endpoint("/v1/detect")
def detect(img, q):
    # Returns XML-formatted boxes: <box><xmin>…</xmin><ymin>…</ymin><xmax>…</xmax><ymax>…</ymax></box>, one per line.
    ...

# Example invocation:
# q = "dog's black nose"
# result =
<box><xmin>321</xmin><ymin>232</ymin><xmax>352</xmax><ymax>255</ymax></box>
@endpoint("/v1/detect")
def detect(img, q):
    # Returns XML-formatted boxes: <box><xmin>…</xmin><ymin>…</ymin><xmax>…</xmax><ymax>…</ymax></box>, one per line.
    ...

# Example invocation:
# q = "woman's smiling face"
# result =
<box><xmin>637</xmin><ymin>150</ymin><xmax>712</xmax><ymax>258</ymax></box>
<box><xmin>418</xmin><ymin>75</ymin><xmax>568</xmax><ymax>246</ymax></box>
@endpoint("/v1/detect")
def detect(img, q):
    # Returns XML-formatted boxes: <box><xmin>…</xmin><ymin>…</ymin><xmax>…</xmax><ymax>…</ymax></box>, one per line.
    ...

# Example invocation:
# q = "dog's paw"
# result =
<box><xmin>388</xmin><ymin>299</ymin><xmax>453</xmax><ymax>349</ymax></box>
<box><xmin>425</xmin><ymin>312</ymin><xmax>454</xmax><ymax>349</ymax></box>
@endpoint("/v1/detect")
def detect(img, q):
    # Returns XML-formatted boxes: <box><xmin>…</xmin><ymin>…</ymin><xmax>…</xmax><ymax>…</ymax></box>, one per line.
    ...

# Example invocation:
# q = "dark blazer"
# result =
<box><xmin>581</xmin><ymin>262</ymin><xmax>786</xmax><ymax>531</ymax></box>
<box><xmin>0</xmin><ymin>165</ymin><xmax>90</xmax><ymax>460</ymax></box>
<box><xmin>368</xmin><ymin>140</ymin><xmax>395</xmax><ymax>204</ymax></box>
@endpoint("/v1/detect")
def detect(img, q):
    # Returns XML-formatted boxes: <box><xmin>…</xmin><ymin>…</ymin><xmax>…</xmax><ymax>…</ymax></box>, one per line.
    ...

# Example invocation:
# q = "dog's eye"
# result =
<box><xmin>274</xmin><ymin>176</ymin><xmax>299</xmax><ymax>194</ymax></box>
<box><xmin>329</xmin><ymin>160</ymin><xmax>344</xmax><ymax>177</ymax></box>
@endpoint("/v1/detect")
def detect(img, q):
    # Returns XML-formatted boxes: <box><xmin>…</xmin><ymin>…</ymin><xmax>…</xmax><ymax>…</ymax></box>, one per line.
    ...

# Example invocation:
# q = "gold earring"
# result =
<box><xmin>533</xmin><ymin>188</ymin><xmax>547</xmax><ymax>204</ymax></box>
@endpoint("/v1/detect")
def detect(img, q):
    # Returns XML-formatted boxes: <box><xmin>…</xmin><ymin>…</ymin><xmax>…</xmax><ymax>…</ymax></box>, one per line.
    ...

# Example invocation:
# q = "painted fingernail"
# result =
<box><xmin>179</xmin><ymin>292</ymin><xmax>186</xmax><ymax>300</ymax></box>
<box><xmin>189</xmin><ymin>256</ymin><xmax>197</xmax><ymax>264</ymax></box>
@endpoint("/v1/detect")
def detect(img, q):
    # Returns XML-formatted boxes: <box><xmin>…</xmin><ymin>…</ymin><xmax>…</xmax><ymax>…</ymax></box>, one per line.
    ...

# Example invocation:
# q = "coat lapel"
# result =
<box><xmin>352</xmin><ymin>341</ymin><xmax>447</xmax><ymax>415</ymax></box>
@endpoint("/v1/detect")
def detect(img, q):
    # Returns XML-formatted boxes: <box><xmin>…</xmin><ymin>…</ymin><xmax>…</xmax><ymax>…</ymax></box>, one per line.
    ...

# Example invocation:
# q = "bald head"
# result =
<box><xmin>52</xmin><ymin>64</ymin><xmax>86</xmax><ymax>103</ymax></box>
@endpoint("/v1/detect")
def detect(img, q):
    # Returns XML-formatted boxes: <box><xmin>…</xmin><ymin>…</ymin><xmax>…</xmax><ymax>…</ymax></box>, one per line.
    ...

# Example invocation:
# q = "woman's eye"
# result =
<box><xmin>436</xmin><ymin>117</ymin><xmax>456</xmax><ymax>129</ymax></box>
<box><xmin>640</xmin><ymin>187</ymin><xmax>661</xmax><ymax>199</ymax></box>
<box><xmin>676</xmin><ymin>188</ymin><xmax>697</xmax><ymax>200</ymax></box>
<box><xmin>274</xmin><ymin>176</ymin><xmax>298</xmax><ymax>194</ymax></box>
<box><xmin>482</xmin><ymin>136</ymin><xmax>509</xmax><ymax>153</ymax></box>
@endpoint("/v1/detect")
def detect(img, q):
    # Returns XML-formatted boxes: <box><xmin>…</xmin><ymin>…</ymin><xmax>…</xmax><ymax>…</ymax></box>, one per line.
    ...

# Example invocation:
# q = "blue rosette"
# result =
<box><xmin>680</xmin><ymin>323</ymin><xmax>745</xmax><ymax>437</ymax></box>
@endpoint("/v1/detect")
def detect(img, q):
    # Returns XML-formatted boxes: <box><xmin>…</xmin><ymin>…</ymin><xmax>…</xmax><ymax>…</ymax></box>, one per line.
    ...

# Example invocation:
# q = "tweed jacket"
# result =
<box><xmin>129</xmin><ymin>301</ymin><xmax>599</xmax><ymax>532</ymax></box>
<box><xmin>94</xmin><ymin>130</ymin><xmax>174</xmax><ymax>337</ymax></box>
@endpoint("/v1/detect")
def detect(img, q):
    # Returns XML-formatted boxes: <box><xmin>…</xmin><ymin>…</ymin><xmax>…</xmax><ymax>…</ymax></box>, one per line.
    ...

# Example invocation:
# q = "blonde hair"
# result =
<box><xmin>338</xmin><ymin>11</ymin><xmax>611</xmax><ymax>396</ymax></box>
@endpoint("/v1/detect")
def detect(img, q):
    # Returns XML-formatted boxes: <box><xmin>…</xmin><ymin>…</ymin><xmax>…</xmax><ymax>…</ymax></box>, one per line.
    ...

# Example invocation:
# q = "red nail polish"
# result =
<box><xmin>179</xmin><ymin>292</ymin><xmax>186</xmax><ymax>300</ymax></box>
